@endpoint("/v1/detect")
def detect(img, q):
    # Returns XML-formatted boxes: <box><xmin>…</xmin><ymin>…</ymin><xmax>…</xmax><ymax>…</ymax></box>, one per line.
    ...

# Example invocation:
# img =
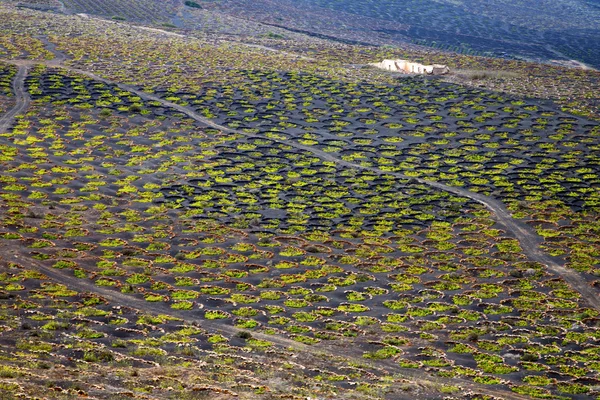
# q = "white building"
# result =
<box><xmin>370</xmin><ymin>59</ymin><xmax>450</xmax><ymax>75</ymax></box>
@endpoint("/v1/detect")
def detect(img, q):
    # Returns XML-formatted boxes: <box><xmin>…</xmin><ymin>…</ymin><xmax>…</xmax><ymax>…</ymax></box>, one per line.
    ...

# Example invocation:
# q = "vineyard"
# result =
<box><xmin>219</xmin><ymin>0</ymin><xmax>600</xmax><ymax>68</ymax></box>
<box><xmin>0</xmin><ymin>2</ymin><xmax>600</xmax><ymax>399</ymax></box>
<box><xmin>60</xmin><ymin>0</ymin><xmax>178</xmax><ymax>23</ymax></box>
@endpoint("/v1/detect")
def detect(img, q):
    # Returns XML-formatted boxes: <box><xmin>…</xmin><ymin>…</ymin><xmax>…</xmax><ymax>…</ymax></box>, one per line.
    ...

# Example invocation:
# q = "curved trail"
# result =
<box><xmin>0</xmin><ymin>65</ymin><xmax>30</xmax><ymax>133</ymax></box>
<box><xmin>544</xmin><ymin>45</ymin><xmax>597</xmax><ymax>71</ymax></box>
<box><xmin>3</xmin><ymin>56</ymin><xmax>596</xmax><ymax>311</ymax></box>
<box><xmin>10</xmin><ymin>248</ymin><xmax>300</xmax><ymax>351</ymax></box>
<box><xmin>242</xmin><ymin>43</ymin><xmax>317</xmax><ymax>61</ymax></box>
<box><xmin>0</xmin><ymin>242</ymin><xmax>533</xmax><ymax>400</ymax></box>
<box><xmin>38</xmin><ymin>36</ymin><xmax>68</xmax><ymax>65</ymax></box>
<box><xmin>89</xmin><ymin>74</ymin><xmax>600</xmax><ymax>312</ymax></box>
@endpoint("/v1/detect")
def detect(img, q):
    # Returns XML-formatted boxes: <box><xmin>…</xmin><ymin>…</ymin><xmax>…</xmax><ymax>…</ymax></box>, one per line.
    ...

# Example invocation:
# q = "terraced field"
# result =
<box><xmin>219</xmin><ymin>0</ymin><xmax>600</xmax><ymax>68</ymax></box>
<box><xmin>60</xmin><ymin>0</ymin><xmax>178</xmax><ymax>23</ymax></box>
<box><xmin>11</xmin><ymin>0</ymin><xmax>600</xmax><ymax>69</ymax></box>
<box><xmin>0</xmin><ymin>3</ymin><xmax>600</xmax><ymax>400</ymax></box>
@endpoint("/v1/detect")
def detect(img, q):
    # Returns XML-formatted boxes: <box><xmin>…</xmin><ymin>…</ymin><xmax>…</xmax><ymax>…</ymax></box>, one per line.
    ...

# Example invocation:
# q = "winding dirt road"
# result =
<box><xmin>97</xmin><ymin>75</ymin><xmax>600</xmax><ymax>311</ymax></box>
<box><xmin>0</xmin><ymin>239</ymin><xmax>534</xmax><ymax>400</ymax></box>
<box><xmin>0</xmin><ymin>65</ymin><xmax>30</xmax><ymax>133</ymax></box>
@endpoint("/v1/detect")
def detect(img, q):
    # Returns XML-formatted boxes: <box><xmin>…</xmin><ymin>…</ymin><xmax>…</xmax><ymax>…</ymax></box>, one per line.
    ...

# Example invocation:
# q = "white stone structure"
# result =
<box><xmin>370</xmin><ymin>59</ymin><xmax>450</xmax><ymax>75</ymax></box>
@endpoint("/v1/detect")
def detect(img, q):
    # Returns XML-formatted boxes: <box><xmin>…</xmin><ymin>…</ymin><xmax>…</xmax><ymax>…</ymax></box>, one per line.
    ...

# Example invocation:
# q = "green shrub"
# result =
<box><xmin>205</xmin><ymin>310</ymin><xmax>229</xmax><ymax>320</ymax></box>
<box><xmin>171</xmin><ymin>301</ymin><xmax>194</xmax><ymax>310</ymax></box>
<box><xmin>0</xmin><ymin>366</ymin><xmax>23</xmax><ymax>378</ymax></box>
<box><xmin>363</xmin><ymin>346</ymin><xmax>401</xmax><ymax>359</ymax></box>
<box><xmin>52</xmin><ymin>260</ymin><xmax>77</xmax><ymax>269</ymax></box>
<box><xmin>185</xmin><ymin>0</ymin><xmax>201</xmax><ymax>8</ymax></box>
<box><xmin>126</xmin><ymin>273</ymin><xmax>149</xmax><ymax>285</ymax></box>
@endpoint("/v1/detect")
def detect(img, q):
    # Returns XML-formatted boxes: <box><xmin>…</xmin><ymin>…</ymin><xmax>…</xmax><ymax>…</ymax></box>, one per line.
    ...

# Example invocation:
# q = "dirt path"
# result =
<box><xmin>418</xmin><ymin>180</ymin><xmax>600</xmax><ymax>310</ymax></box>
<box><xmin>3</xmin><ymin>56</ymin><xmax>596</xmax><ymax>311</ymax></box>
<box><xmin>108</xmin><ymin>74</ymin><xmax>600</xmax><ymax>310</ymax></box>
<box><xmin>37</xmin><ymin>36</ymin><xmax>68</xmax><ymax>64</ymax></box>
<box><xmin>242</xmin><ymin>43</ymin><xmax>316</xmax><ymax>61</ymax></box>
<box><xmin>8</xmin><ymin>247</ymin><xmax>300</xmax><ymax>351</ymax></box>
<box><xmin>544</xmin><ymin>45</ymin><xmax>597</xmax><ymax>71</ymax></box>
<box><xmin>0</xmin><ymin>240</ymin><xmax>533</xmax><ymax>400</ymax></box>
<box><xmin>0</xmin><ymin>64</ymin><xmax>30</xmax><ymax>133</ymax></box>
<box><xmin>89</xmin><ymin>75</ymin><xmax>600</xmax><ymax>311</ymax></box>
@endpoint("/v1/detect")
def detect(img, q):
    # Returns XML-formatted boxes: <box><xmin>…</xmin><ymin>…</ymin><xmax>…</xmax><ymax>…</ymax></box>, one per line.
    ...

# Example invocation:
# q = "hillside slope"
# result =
<box><xmin>0</xmin><ymin>3</ymin><xmax>599</xmax><ymax>400</ymax></box>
